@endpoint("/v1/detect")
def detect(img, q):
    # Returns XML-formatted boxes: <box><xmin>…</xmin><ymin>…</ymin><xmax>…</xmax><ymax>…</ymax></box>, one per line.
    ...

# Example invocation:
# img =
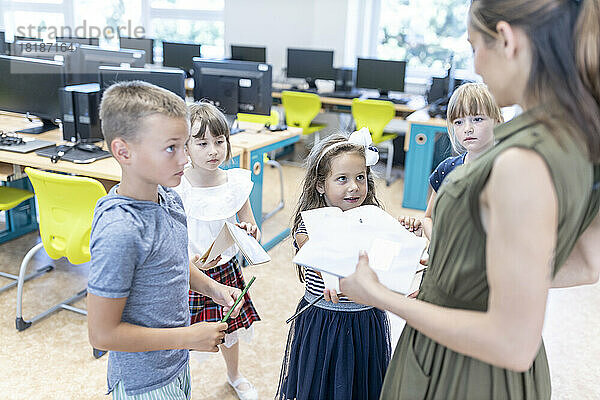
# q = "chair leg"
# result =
<box><xmin>16</xmin><ymin>242</ymin><xmax>87</xmax><ymax>331</ymax></box>
<box><xmin>262</xmin><ymin>159</ymin><xmax>284</xmax><ymax>222</ymax></box>
<box><xmin>15</xmin><ymin>242</ymin><xmax>44</xmax><ymax>331</ymax></box>
<box><xmin>93</xmin><ymin>348</ymin><xmax>107</xmax><ymax>359</ymax></box>
<box><xmin>386</xmin><ymin>141</ymin><xmax>395</xmax><ymax>186</ymax></box>
<box><xmin>0</xmin><ymin>264</ymin><xmax>53</xmax><ymax>294</ymax></box>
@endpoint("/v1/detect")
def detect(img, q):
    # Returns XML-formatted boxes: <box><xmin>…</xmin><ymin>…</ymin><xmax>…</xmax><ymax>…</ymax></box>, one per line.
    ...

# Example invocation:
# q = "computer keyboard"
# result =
<box><xmin>322</xmin><ymin>91</ymin><xmax>361</xmax><ymax>99</ymax></box>
<box><xmin>378</xmin><ymin>96</ymin><xmax>411</xmax><ymax>105</ymax></box>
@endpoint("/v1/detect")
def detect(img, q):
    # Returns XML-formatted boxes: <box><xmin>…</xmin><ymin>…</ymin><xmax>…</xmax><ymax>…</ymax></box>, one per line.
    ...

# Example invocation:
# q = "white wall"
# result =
<box><xmin>224</xmin><ymin>0</ymin><xmax>351</xmax><ymax>79</ymax></box>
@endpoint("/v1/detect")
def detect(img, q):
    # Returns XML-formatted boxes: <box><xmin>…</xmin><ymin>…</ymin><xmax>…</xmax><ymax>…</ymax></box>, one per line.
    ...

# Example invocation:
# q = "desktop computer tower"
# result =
<box><xmin>60</xmin><ymin>83</ymin><xmax>103</xmax><ymax>143</ymax></box>
<box><xmin>59</xmin><ymin>87</ymin><xmax>77</xmax><ymax>141</ymax></box>
<box><xmin>335</xmin><ymin>67</ymin><xmax>355</xmax><ymax>92</ymax></box>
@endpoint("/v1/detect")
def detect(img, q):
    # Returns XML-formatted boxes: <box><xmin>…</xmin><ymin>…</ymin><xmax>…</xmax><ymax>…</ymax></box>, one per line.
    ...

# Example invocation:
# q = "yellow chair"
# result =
<box><xmin>237</xmin><ymin>109</ymin><xmax>280</xmax><ymax>126</ymax></box>
<box><xmin>15</xmin><ymin>167</ymin><xmax>107</xmax><ymax>331</ymax></box>
<box><xmin>352</xmin><ymin>98</ymin><xmax>397</xmax><ymax>185</ymax></box>
<box><xmin>0</xmin><ymin>186</ymin><xmax>52</xmax><ymax>293</ymax></box>
<box><xmin>281</xmin><ymin>91</ymin><xmax>327</xmax><ymax>145</ymax></box>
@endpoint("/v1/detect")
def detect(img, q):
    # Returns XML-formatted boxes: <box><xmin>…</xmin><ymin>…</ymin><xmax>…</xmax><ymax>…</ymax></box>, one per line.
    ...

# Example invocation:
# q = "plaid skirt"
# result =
<box><xmin>189</xmin><ymin>257</ymin><xmax>260</xmax><ymax>334</ymax></box>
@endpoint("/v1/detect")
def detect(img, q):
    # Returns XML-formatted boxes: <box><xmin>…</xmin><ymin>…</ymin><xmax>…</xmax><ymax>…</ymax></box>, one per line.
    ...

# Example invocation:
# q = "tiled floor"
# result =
<box><xmin>0</xmin><ymin>163</ymin><xmax>598</xmax><ymax>399</ymax></box>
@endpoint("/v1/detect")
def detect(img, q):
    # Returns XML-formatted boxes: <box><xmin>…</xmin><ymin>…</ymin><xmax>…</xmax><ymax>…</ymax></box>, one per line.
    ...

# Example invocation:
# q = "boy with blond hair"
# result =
<box><xmin>87</xmin><ymin>81</ymin><xmax>242</xmax><ymax>399</ymax></box>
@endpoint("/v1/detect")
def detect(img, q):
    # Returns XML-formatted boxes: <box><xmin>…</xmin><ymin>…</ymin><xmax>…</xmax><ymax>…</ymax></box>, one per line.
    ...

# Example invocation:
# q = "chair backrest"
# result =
<box><xmin>351</xmin><ymin>98</ymin><xmax>395</xmax><ymax>142</ymax></box>
<box><xmin>237</xmin><ymin>109</ymin><xmax>279</xmax><ymax>126</ymax></box>
<box><xmin>24</xmin><ymin>167</ymin><xmax>107</xmax><ymax>265</ymax></box>
<box><xmin>281</xmin><ymin>91</ymin><xmax>321</xmax><ymax>132</ymax></box>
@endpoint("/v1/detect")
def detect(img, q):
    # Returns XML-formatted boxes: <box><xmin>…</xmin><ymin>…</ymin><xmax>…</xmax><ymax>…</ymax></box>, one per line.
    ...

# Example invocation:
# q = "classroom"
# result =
<box><xmin>1</xmin><ymin>1</ymin><xmax>599</xmax><ymax>399</ymax></box>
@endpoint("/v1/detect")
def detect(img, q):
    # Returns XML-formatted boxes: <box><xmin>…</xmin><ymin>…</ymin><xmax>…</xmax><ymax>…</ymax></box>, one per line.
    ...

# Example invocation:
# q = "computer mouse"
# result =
<box><xmin>77</xmin><ymin>143</ymin><xmax>99</xmax><ymax>152</ymax></box>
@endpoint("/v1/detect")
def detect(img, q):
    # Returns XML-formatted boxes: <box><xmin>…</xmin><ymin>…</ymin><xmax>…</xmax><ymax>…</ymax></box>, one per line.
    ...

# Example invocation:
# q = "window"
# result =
<box><xmin>377</xmin><ymin>0</ymin><xmax>473</xmax><ymax>75</ymax></box>
<box><xmin>2</xmin><ymin>0</ymin><xmax>225</xmax><ymax>58</ymax></box>
<box><xmin>5</xmin><ymin>11</ymin><xmax>65</xmax><ymax>40</ymax></box>
<box><xmin>151</xmin><ymin>19</ymin><xmax>224</xmax><ymax>59</ymax></box>
<box><xmin>150</xmin><ymin>0</ymin><xmax>223</xmax><ymax>11</ymax></box>
<box><xmin>149</xmin><ymin>0</ymin><xmax>225</xmax><ymax>60</ymax></box>
<box><xmin>72</xmin><ymin>0</ymin><xmax>143</xmax><ymax>46</ymax></box>
<box><xmin>2</xmin><ymin>0</ymin><xmax>65</xmax><ymax>41</ymax></box>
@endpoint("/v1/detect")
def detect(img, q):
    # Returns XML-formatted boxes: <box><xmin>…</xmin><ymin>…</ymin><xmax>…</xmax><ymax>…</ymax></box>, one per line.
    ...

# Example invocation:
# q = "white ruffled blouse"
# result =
<box><xmin>174</xmin><ymin>168</ymin><xmax>254</xmax><ymax>266</ymax></box>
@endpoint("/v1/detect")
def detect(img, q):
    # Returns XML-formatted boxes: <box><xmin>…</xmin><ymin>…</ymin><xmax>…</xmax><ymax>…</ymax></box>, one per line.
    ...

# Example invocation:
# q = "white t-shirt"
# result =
<box><xmin>174</xmin><ymin>168</ymin><xmax>254</xmax><ymax>267</ymax></box>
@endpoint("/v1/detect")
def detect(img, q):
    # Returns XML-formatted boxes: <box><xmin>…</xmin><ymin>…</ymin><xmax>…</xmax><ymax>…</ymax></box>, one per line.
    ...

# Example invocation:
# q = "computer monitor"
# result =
<box><xmin>286</xmin><ymin>48</ymin><xmax>335</xmax><ymax>88</ymax></box>
<box><xmin>119</xmin><ymin>37</ymin><xmax>154</xmax><ymax>65</ymax></box>
<box><xmin>0</xmin><ymin>55</ymin><xmax>65</xmax><ymax>134</ymax></box>
<box><xmin>0</xmin><ymin>32</ymin><xmax>6</xmax><ymax>55</ymax></box>
<box><xmin>193</xmin><ymin>58</ymin><xmax>272</xmax><ymax>120</ymax></box>
<box><xmin>231</xmin><ymin>45</ymin><xmax>266</xmax><ymax>63</ymax></box>
<box><xmin>9</xmin><ymin>41</ymin><xmax>81</xmax><ymax>84</ymax></box>
<box><xmin>427</xmin><ymin>77</ymin><xmax>465</xmax><ymax>104</ymax></box>
<box><xmin>56</xmin><ymin>36</ymin><xmax>100</xmax><ymax>46</ymax></box>
<box><xmin>162</xmin><ymin>41</ymin><xmax>201</xmax><ymax>76</ymax></box>
<box><xmin>356</xmin><ymin>58</ymin><xmax>406</xmax><ymax>96</ymax></box>
<box><xmin>73</xmin><ymin>45</ymin><xmax>146</xmax><ymax>84</ymax></box>
<box><xmin>14</xmin><ymin>36</ymin><xmax>42</xmax><ymax>42</ymax></box>
<box><xmin>98</xmin><ymin>66</ymin><xmax>186</xmax><ymax>99</ymax></box>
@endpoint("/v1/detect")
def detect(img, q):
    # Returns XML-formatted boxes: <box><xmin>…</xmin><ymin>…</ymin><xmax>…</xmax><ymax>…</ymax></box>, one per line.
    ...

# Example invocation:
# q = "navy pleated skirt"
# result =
<box><xmin>277</xmin><ymin>292</ymin><xmax>391</xmax><ymax>400</ymax></box>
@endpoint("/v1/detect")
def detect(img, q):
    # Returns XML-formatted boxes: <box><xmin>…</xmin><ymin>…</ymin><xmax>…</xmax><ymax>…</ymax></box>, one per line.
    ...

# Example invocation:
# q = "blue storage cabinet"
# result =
<box><xmin>402</xmin><ymin>121</ymin><xmax>448</xmax><ymax>210</ymax></box>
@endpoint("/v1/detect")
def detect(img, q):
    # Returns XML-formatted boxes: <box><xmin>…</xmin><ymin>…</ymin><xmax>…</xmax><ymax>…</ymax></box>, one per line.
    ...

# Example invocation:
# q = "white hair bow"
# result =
<box><xmin>315</xmin><ymin>127</ymin><xmax>380</xmax><ymax>172</ymax></box>
<box><xmin>348</xmin><ymin>127</ymin><xmax>379</xmax><ymax>167</ymax></box>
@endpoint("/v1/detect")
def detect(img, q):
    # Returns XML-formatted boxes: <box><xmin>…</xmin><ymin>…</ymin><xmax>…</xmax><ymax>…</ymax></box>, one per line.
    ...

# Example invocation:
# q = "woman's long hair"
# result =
<box><xmin>470</xmin><ymin>0</ymin><xmax>600</xmax><ymax>162</ymax></box>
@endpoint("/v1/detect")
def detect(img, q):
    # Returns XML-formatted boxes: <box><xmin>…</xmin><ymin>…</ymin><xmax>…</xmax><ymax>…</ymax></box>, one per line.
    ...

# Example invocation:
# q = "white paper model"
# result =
<box><xmin>293</xmin><ymin>205</ymin><xmax>428</xmax><ymax>294</ymax></box>
<box><xmin>198</xmin><ymin>221</ymin><xmax>271</xmax><ymax>269</ymax></box>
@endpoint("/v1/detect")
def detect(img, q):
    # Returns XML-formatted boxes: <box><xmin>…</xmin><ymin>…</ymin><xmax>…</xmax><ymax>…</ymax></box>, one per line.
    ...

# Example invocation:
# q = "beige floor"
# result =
<box><xmin>0</xmin><ymin>163</ymin><xmax>598</xmax><ymax>399</ymax></box>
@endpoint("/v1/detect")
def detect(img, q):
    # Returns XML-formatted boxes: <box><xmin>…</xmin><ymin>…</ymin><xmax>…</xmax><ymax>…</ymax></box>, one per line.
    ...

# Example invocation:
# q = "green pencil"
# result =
<box><xmin>221</xmin><ymin>276</ymin><xmax>256</xmax><ymax>323</ymax></box>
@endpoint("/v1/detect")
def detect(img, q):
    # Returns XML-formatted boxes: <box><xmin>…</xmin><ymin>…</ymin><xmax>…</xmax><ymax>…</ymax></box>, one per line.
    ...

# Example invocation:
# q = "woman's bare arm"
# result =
<box><xmin>341</xmin><ymin>148</ymin><xmax>556</xmax><ymax>371</ymax></box>
<box><xmin>552</xmin><ymin>212</ymin><xmax>600</xmax><ymax>287</ymax></box>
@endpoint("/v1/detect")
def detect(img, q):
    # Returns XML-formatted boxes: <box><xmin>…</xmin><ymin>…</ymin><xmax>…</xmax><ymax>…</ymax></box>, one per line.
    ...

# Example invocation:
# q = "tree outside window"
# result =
<box><xmin>378</xmin><ymin>0</ymin><xmax>472</xmax><ymax>73</ymax></box>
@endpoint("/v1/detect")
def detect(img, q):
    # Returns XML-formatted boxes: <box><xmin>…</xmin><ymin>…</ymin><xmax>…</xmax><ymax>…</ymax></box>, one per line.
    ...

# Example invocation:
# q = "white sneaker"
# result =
<box><xmin>226</xmin><ymin>375</ymin><xmax>258</xmax><ymax>400</ymax></box>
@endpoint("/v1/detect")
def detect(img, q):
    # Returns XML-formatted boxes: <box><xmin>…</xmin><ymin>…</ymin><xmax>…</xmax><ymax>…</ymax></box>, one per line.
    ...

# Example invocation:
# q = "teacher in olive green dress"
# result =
<box><xmin>340</xmin><ymin>0</ymin><xmax>600</xmax><ymax>399</ymax></box>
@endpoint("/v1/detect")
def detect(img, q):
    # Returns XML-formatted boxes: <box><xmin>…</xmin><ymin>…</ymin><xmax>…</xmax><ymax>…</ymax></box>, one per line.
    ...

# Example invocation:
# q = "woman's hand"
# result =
<box><xmin>339</xmin><ymin>251</ymin><xmax>384</xmax><ymax>307</ymax></box>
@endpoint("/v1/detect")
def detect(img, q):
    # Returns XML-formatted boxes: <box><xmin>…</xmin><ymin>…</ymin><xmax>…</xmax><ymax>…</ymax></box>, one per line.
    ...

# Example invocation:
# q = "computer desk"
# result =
<box><xmin>271</xmin><ymin>91</ymin><xmax>449</xmax><ymax>211</ymax></box>
<box><xmin>271</xmin><ymin>90</ymin><xmax>416</xmax><ymax>118</ymax></box>
<box><xmin>0</xmin><ymin>112</ymin><xmax>314</xmax><ymax>250</ymax></box>
<box><xmin>230</xmin><ymin>121</ymin><xmax>302</xmax><ymax>250</ymax></box>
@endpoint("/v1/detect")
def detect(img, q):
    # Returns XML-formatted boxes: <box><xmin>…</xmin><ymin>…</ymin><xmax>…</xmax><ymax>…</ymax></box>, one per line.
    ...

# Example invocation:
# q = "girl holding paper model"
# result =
<box><xmin>341</xmin><ymin>0</ymin><xmax>600</xmax><ymax>398</ymax></box>
<box><xmin>174</xmin><ymin>102</ymin><xmax>260</xmax><ymax>400</ymax></box>
<box><xmin>277</xmin><ymin>128</ymin><xmax>391</xmax><ymax>400</ymax></box>
<box><xmin>400</xmin><ymin>83</ymin><xmax>503</xmax><ymax>239</ymax></box>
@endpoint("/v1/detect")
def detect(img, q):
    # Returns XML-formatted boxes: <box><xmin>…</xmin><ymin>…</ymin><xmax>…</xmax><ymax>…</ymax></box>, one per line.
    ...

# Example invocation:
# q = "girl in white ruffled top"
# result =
<box><xmin>175</xmin><ymin>102</ymin><xmax>260</xmax><ymax>400</ymax></box>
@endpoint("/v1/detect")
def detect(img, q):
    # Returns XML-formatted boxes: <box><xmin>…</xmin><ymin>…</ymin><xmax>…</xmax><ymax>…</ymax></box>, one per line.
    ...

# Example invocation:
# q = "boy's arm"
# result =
<box><xmin>88</xmin><ymin>294</ymin><xmax>200</xmax><ymax>352</ymax></box>
<box><xmin>87</xmin><ymin>219</ymin><xmax>227</xmax><ymax>353</ymax></box>
<box><xmin>189</xmin><ymin>259</ymin><xmax>244</xmax><ymax>318</ymax></box>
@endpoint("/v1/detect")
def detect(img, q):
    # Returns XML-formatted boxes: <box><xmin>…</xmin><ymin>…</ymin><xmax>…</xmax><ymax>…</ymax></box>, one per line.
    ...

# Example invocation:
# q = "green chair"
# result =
<box><xmin>0</xmin><ymin>186</ymin><xmax>52</xmax><ymax>294</ymax></box>
<box><xmin>281</xmin><ymin>91</ymin><xmax>327</xmax><ymax>145</ymax></box>
<box><xmin>15</xmin><ymin>167</ymin><xmax>107</xmax><ymax>332</ymax></box>
<box><xmin>237</xmin><ymin>109</ymin><xmax>280</xmax><ymax>126</ymax></box>
<box><xmin>352</xmin><ymin>98</ymin><xmax>397</xmax><ymax>185</ymax></box>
